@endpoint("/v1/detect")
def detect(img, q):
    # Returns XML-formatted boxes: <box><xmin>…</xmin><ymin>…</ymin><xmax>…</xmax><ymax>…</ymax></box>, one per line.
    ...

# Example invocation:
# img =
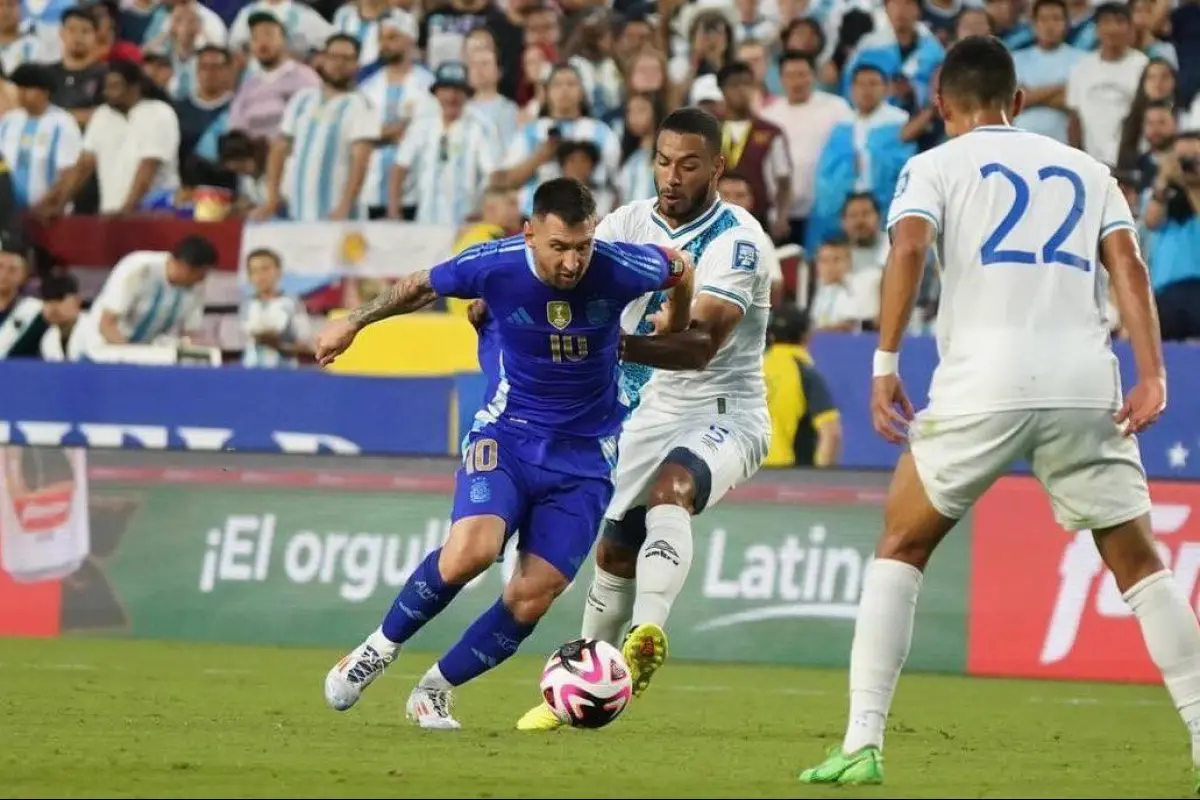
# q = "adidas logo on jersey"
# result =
<box><xmin>506</xmin><ymin>308</ymin><xmax>535</xmax><ymax>326</ymax></box>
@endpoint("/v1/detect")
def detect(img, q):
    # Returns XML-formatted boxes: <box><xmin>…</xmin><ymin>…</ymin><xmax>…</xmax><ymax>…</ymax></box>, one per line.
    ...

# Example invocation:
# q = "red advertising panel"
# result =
<box><xmin>969</xmin><ymin>476</ymin><xmax>1200</xmax><ymax>683</ymax></box>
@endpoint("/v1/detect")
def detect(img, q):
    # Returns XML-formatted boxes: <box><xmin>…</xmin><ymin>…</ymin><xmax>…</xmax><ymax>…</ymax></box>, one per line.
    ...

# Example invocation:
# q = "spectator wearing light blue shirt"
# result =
<box><xmin>1013</xmin><ymin>0</ymin><xmax>1082</xmax><ymax>144</ymax></box>
<box><xmin>843</xmin><ymin>0</ymin><xmax>944</xmax><ymax>111</ymax></box>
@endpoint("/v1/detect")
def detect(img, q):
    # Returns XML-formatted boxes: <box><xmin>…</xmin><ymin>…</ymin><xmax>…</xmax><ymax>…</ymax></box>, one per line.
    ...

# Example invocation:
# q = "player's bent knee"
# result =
<box><xmin>648</xmin><ymin>449</ymin><xmax>711</xmax><ymax>514</ymax></box>
<box><xmin>503</xmin><ymin>573</ymin><xmax>567</xmax><ymax>626</ymax></box>
<box><xmin>439</xmin><ymin>515</ymin><xmax>506</xmax><ymax>585</ymax></box>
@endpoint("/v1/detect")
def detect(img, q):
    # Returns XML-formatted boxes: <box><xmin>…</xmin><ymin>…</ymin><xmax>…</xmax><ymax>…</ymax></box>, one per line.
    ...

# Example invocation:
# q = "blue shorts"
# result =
<box><xmin>451</xmin><ymin>422</ymin><xmax>616</xmax><ymax>581</ymax></box>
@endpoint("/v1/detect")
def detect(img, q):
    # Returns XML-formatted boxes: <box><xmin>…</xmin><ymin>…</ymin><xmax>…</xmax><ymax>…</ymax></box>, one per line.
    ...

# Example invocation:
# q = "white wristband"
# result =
<box><xmin>873</xmin><ymin>349</ymin><xmax>900</xmax><ymax>377</ymax></box>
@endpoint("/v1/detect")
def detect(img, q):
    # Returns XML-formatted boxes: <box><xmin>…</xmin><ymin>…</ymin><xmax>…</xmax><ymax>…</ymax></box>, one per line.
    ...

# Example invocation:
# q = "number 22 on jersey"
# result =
<box><xmin>978</xmin><ymin>162</ymin><xmax>1090</xmax><ymax>272</ymax></box>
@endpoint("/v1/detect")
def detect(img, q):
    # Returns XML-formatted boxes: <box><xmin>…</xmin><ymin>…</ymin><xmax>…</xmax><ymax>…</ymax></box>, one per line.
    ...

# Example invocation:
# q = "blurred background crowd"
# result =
<box><xmin>0</xmin><ymin>0</ymin><xmax>1198</xmax><ymax>470</ymax></box>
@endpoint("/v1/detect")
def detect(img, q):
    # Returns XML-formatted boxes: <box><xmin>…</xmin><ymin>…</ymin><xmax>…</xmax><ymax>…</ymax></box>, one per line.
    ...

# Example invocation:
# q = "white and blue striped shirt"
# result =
<box><xmin>280</xmin><ymin>87</ymin><xmax>380</xmax><ymax>221</ymax></box>
<box><xmin>468</xmin><ymin>93</ymin><xmax>520</xmax><ymax>164</ymax></box>
<box><xmin>331</xmin><ymin>3</ymin><xmax>395</xmax><ymax>67</ymax></box>
<box><xmin>396</xmin><ymin>111</ymin><xmax>495</xmax><ymax>226</ymax></box>
<box><xmin>616</xmin><ymin>147</ymin><xmax>655</xmax><ymax>207</ymax></box>
<box><xmin>503</xmin><ymin>116</ymin><xmax>620</xmax><ymax>216</ymax></box>
<box><xmin>0</xmin><ymin>28</ymin><xmax>43</xmax><ymax>76</ymax></box>
<box><xmin>230</xmin><ymin>0</ymin><xmax>332</xmax><ymax>58</ymax></box>
<box><xmin>240</xmin><ymin>293</ymin><xmax>311</xmax><ymax>368</ymax></box>
<box><xmin>92</xmin><ymin>251</ymin><xmax>206</xmax><ymax>345</ymax></box>
<box><xmin>0</xmin><ymin>105</ymin><xmax>80</xmax><ymax>208</ymax></box>
<box><xmin>357</xmin><ymin>64</ymin><xmax>434</xmax><ymax>210</ymax></box>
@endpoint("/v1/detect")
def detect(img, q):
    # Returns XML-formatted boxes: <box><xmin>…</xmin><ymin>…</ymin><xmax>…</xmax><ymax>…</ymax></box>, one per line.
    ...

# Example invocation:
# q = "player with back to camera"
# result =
<box><xmin>799</xmin><ymin>35</ymin><xmax>1200</xmax><ymax>790</ymax></box>
<box><xmin>314</xmin><ymin>178</ymin><xmax>696</xmax><ymax>729</ymax></box>
<box><xmin>518</xmin><ymin>107</ymin><xmax>777</xmax><ymax>730</ymax></box>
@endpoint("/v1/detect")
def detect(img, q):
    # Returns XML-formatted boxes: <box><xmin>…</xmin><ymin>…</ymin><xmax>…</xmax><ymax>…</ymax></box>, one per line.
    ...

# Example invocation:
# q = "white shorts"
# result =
<box><xmin>605</xmin><ymin>398</ymin><xmax>770</xmax><ymax>521</ymax></box>
<box><xmin>909</xmin><ymin>408</ymin><xmax>1152</xmax><ymax>531</ymax></box>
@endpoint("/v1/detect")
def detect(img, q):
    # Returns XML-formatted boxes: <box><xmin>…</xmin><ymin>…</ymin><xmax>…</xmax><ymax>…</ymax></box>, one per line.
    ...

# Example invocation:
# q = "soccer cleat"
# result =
<box><xmin>798</xmin><ymin>746</ymin><xmax>884</xmax><ymax>786</ymax></box>
<box><xmin>516</xmin><ymin>701</ymin><xmax>565</xmax><ymax>731</ymax></box>
<box><xmin>406</xmin><ymin>683</ymin><xmax>462</xmax><ymax>730</ymax></box>
<box><xmin>323</xmin><ymin>640</ymin><xmax>396</xmax><ymax>711</ymax></box>
<box><xmin>622</xmin><ymin>622</ymin><xmax>668</xmax><ymax>697</ymax></box>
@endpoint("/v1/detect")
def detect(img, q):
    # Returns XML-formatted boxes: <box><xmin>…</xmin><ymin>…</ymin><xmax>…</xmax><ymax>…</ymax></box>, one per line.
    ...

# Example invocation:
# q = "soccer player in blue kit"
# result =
<box><xmin>313</xmin><ymin>178</ymin><xmax>695</xmax><ymax>729</ymax></box>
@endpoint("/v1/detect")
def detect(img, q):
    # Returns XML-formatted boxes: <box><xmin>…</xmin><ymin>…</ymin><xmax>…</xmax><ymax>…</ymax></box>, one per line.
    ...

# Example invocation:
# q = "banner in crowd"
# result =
<box><xmin>0</xmin><ymin>450</ymin><xmax>969</xmax><ymax>673</ymax></box>
<box><xmin>967</xmin><ymin>476</ymin><xmax>1200</xmax><ymax>683</ymax></box>
<box><xmin>0</xmin><ymin>361</ymin><xmax>455</xmax><ymax>456</ymax></box>
<box><xmin>808</xmin><ymin>335</ymin><xmax>1200</xmax><ymax>480</ymax></box>
<box><xmin>238</xmin><ymin>221</ymin><xmax>458</xmax><ymax>297</ymax></box>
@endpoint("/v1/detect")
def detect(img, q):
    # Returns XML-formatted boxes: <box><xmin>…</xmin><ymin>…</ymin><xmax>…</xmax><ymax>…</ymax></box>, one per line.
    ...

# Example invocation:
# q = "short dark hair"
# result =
<box><xmin>173</xmin><ymin>235</ymin><xmax>219</xmax><ymax>269</ymax></box>
<box><xmin>658</xmin><ymin>107</ymin><xmax>722</xmax><ymax>155</ymax></box>
<box><xmin>41</xmin><ymin>272</ymin><xmax>79</xmax><ymax>302</ymax></box>
<box><xmin>821</xmin><ymin>234</ymin><xmax>852</xmax><ymax>249</ymax></box>
<box><xmin>842</xmin><ymin>191</ymin><xmax>880</xmax><ymax>215</ymax></box>
<box><xmin>531</xmin><ymin>178</ymin><xmax>596</xmax><ymax>226</ymax></box>
<box><xmin>1031</xmin><ymin>0</ymin><xmax>1068</xmax><ymax>18</ymax></box>
<box><xmin>61</xmin><ymin>7</ymin><xmax>95</xmax><ymax>26</ymax></box>
<box><xmin>1145</xmin><ymin>98</ymin><xmax>1176</xmax><ymax>114</ymax></box>
<box><xmin>938</xmin><ymin>35</ymin><xmax>1017</xmax><ymax>110</ymax></box>
<box><xmin>716</xmin><ymin>60</ymin><xmax>754</xmax><ymax>88</ymax></box>
<box><xmin>1093</xmin><ymin>1</ymin><xmax>1131</xmax><ymax>23</ymax></box>
<box><xmin>718</xmin><ymin>172</ymin><xmax>752</xmax><ymax>187</ymax></box>
<box><xmin>246</xmin><ymin>248</ymin><xmax>282</xmax><ymax>268</ymax></box>
<box><xmin>326</xmin><ymin>32</ymin><xmax>361</xmax><ymax>55</ymax></box>
<box><xmin>778</xmin><ymin>49</ymin><xmax>816</xmax><ymax>72</ymax></box>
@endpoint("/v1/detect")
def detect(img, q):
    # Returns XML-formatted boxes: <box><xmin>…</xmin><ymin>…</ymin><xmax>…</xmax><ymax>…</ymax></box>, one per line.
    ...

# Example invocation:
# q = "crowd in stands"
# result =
<box><xmin>0</xmin><ymin>0</ymin><xmax>1199</xmax><ymax>463</ymax></box>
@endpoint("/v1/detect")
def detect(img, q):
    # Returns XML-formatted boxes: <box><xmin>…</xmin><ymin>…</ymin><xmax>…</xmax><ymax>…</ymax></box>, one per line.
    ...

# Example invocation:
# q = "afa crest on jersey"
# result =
<box><xmin>586</xmin><ymin>299</ymin><xmax>612</xmax><ymax>325</ymax></box>
<box><xmin>547</xmin><ymin>301</ymin><xmax>572</xmax><ymax>330</ymax></box>
<box><xmin>732</xmin><ymin>240</ymin><xmax>759</xmax><ymax>272</ymax></box>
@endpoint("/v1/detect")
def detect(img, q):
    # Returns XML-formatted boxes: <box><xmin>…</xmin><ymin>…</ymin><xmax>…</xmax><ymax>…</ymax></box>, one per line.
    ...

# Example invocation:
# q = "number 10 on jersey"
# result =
<box><xmin>978</xmin><ymin>162</ymin><xmax>1091</xmax><ymax>272</ymax></box>
<box><xmin>549</xmin><ymin>334</ymin><xmax>588</xmax><ymax>363</ymax></box>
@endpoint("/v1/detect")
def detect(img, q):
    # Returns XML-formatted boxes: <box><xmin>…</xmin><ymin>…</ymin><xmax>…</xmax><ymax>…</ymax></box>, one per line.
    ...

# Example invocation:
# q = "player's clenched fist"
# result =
<box><xmin>315</xmin><ymin>317</ymin><xmax>359</xmax><ymax>367</ymax></box>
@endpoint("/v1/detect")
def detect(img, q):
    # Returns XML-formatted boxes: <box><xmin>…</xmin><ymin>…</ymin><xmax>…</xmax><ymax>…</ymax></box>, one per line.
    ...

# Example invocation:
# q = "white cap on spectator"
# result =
<box><xmin>689</xmin><ymin>74</ymin><xmax>723</xmax><ymax>106</ymax></box>
<box><xmin>380</xmin><ymin>10</ymin><xmax>418</xmax><ymax>41</ymax></box>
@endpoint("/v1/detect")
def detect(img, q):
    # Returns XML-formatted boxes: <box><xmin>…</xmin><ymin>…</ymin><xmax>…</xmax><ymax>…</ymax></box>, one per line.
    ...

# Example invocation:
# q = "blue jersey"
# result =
<box><xmin>430</xmin><ymin>235</ymin><xmax>675</xmax><ymax>441</ymax></box>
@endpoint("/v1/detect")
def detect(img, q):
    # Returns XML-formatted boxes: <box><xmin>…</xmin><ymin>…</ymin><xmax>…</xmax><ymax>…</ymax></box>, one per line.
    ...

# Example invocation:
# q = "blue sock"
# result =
<box><xmin>436</xmin><ymin>598</ymin><xmax>537</xmax><ymax>686</ymax></box>
<box><xmin>380</xmin><ymin>548</ymin><xmax>462</xmax><ymax>644</ymax></box>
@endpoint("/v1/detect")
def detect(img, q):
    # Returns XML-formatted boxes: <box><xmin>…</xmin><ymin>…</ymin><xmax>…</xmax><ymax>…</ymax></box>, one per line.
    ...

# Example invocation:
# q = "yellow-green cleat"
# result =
<box><xmin>515</xmin><ymin>701</ymin><xmax>565</xmax><ymax>731</ymax></box>
<box><xmin>798</xmin><ymin>746</ymin><xmax>884</xmax><ymax>786</ymax></box>
<box><xmin>622</xmin><ymin>623</ymin><xmax>668</xmax><ymax>697</ymax></box>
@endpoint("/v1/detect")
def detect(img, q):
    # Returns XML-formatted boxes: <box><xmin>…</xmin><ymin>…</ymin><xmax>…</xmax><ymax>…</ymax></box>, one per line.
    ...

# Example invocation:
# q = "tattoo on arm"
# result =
<box><xmin>346</xmin><ymin>269</ymin><xmax>437</xmax><ymax>329</ymax></box>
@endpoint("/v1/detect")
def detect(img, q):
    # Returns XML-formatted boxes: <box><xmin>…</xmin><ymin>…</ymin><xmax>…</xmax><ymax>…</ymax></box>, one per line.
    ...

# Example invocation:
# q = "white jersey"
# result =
<box><xmin>888</xmin><ymin>125</ymin><xmax>1136</xmax><ymax>416</ymax></box>
<box><xmin>599</xmin><ymin>198</ymin><xmax>773</xmax><ymax>410</ymax></box>
<box><xmin>91</xmin><ymin>251</ymin><xmax>206</xmax><ymax>346</ymax></box>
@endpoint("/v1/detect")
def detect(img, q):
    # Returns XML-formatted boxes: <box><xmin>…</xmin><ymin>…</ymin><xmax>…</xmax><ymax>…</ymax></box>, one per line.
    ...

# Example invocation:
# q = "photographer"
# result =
<box><xmin>1142</xmin><ymin>130</ymin><xmax>1200</xmax><ymax>341</ymax></box>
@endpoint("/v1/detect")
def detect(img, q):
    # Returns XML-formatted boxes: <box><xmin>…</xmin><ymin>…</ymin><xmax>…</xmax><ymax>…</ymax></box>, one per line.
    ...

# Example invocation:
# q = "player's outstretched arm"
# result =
<box><xmin>620</xmin><ymin>294</ymin><xmax>742</xmax><ymax>371</ymax></box>
<box><xmin>314</xmin><ymin>270</ymin><xmax>438</xmax><ymax>366</ymax></box>
<box><xmin>1101</xmin><ymin>229</ymin><xmax>1167</xmax><ymax>435</ymax></box>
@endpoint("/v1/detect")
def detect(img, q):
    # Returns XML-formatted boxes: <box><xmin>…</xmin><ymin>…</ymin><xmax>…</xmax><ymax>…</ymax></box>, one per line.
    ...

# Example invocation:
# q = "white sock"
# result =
<box><xmin>419</xmin><ymin>663</ymin><xmax>452</xmax><ymax>691</ymax></box>
<box><xmin>1124</xmin><ymin>570</ymin><xmax>1200</xmax><ymax>765</ymax></box>
<box><xmin>631</xmin><ymin>504</ymin><xmax>694</xmax><ymax>628</ymax></box>
<box><xmin>581</xmin><ymin>567</ymin><xmax>635</xmax><ymax>645</ymax></box>
<box><xmin>367</xmin><ymin>626</ymin><xmax>399</xmax><ymax>657</ymax></box>
<box><xmin>842</xmin><ymin>558</ymin><xmax>923</xmax><ymax>754</ymax></box>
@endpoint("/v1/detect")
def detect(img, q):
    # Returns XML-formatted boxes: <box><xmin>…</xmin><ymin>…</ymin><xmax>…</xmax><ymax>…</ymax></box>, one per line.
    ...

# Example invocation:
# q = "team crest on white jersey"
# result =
<box><xmin>547</xmin><ymin>301</ymin><xmax>572</xmax><ymax>330</ymax></box>
<box><xmin>732</xmin><ymin>240</ymin><xmax>758</xmax><ymax>272</ymax></box>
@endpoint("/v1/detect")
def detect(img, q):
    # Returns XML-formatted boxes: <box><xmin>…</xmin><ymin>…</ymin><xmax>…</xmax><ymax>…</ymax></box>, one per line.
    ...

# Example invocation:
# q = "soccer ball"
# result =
<box><xmin>540</xmin><ymin>638</ymin><xmax>633</xmax><ymax>729</ymax></box>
